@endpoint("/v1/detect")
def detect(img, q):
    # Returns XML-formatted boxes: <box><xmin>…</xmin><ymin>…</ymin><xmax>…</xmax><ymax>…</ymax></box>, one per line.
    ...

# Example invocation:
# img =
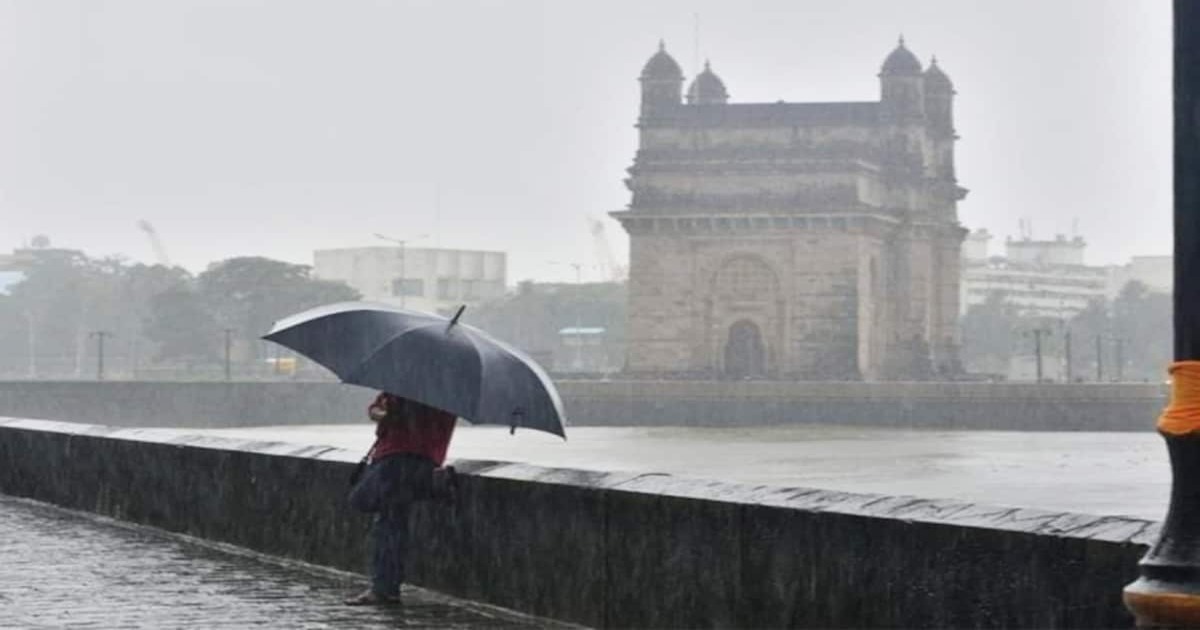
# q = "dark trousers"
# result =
<box><xmin>348</xmin><ymin>454</ymin><xmax>434</xmax><ymax>596</ymax></box>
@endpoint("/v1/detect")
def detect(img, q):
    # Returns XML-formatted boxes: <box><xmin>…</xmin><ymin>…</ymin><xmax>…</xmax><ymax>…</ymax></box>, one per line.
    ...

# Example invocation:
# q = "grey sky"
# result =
<box><xmin>0</xmin><ymin>0</ymin><xmax>1170</xmax><ymax>284</ymax></box>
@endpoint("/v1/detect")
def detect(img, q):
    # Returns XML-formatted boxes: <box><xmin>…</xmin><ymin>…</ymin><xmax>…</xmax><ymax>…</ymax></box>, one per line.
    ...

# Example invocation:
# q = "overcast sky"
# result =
<box><xmin>0</xmin><ymin>0</ymin><xmax>1171</xmax><ymax>283</ymax></box>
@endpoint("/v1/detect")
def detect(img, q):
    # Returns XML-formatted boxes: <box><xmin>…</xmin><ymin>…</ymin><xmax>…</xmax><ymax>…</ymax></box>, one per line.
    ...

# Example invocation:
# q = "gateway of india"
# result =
<box><xmin>613</xmin><ymin>38</ymin><xmax>968</xmax><ymax>381</ymax></box>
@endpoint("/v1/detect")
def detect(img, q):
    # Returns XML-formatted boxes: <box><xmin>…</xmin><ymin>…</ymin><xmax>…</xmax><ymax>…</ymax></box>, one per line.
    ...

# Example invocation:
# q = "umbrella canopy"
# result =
<box><xmin>263</xmin><ymin>301</ymin><xmax>566</xmax><ymax>438</ymax></box>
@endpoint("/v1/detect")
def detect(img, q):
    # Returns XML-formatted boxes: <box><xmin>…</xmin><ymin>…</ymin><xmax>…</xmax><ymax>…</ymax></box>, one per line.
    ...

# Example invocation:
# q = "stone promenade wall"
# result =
<box><xmin>0</xmin><ymin>417</ymin><xmax>1150</xmax><ymax>628</ymax></box>
<box><xmin>0</xmin><ymin>380</ymin><xmax>1169</xmax><ymax>430</ymax></box>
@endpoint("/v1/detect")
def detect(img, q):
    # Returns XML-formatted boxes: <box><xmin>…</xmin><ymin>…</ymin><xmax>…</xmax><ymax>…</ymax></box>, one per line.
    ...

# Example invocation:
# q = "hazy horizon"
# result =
<box><xmin>0</xmin><ymin>0</ymin><xmax>1171</xmax><ymax>284</ymax></box>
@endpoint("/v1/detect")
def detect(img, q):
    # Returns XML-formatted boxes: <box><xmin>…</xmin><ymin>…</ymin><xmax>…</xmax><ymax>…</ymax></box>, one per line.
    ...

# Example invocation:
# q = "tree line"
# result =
<box><xmin>960</xmin><ymin>281</ymin><xmax>1171</xmax><ymax>382</ymax></box>
<box><xmin>0</xmin><ymin>249</ymin><xmax>1169</xmax><ymax>382</ymax></box>
<box><xmin>0</xmin><ymin>253</ymin><xmax>358</xmax><ymax>379</ymax></box>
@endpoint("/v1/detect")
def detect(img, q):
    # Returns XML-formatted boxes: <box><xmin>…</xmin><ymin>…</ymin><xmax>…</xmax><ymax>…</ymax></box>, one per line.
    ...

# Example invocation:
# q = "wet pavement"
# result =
<box><xmin>201</xmin><ymin>424</ymin><xmax>1172</xmax><ymax>520</ymax></box>
<box><xmin>0</xmin><ymin>495</ymin><xmax>576</xmax><ymax>629</ymax></box>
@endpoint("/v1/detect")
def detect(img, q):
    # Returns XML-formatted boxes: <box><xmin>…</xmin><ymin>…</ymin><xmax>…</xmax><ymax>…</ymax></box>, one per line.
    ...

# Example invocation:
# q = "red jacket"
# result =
<box><xmin>368</xmin><ymin>393</ymin><xmax>456</xmax><ymax>466</ymax></box>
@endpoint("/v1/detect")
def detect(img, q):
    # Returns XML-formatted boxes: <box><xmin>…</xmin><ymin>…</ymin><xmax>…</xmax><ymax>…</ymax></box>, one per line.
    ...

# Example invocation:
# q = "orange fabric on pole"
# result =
<box><xmin>1158</xmin><ymin>362</ymin><xmax>1200</xmax><ymax>435</ymax></box>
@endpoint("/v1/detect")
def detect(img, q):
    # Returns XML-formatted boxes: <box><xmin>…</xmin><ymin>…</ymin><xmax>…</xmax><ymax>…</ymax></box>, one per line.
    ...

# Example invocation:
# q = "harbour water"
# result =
<box><xmin>198</xmin><ymin>424</ymin><xmax>1171</xmax><ymax>521</ymax></box>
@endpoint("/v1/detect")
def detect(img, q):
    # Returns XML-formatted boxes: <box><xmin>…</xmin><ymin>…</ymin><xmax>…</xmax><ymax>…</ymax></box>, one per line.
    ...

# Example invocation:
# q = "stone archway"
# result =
<box><xmin>724</xmin><ymin>319</ymin><xmax>765</xmax><ymax>379</ymax></box>
<box><xmin>709</xmin><ymin>255</ymin><xmax>781</xmax><ymax>378</ymax></box>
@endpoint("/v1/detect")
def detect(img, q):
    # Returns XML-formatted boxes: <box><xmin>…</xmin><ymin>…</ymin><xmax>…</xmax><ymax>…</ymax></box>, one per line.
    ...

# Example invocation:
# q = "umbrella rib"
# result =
<box><xmin>455</xmin><ymin>329</ymin><xmax>489</xmax><ymax>420</ymax></box>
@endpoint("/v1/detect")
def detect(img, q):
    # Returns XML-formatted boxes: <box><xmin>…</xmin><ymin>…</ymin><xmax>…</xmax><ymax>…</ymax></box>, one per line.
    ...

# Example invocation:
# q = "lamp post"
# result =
<box><xmin>1124</xmin><ymin>2</ymin><xmax>1200</xmax><ymax>624</ymax></box>
<box><xmin>1064</xmin><ymin>326</ymin><xmax>1073</xmax><ymax>383</ymax></box>
<box><xmin>1026</xmin><ymin>328</ymin><xmax>1051</xmax><ymax>383</ymax></box>
<box><xmin>23</xmin><ymin>309</ymin><xmax>36</xmax><ymax>379</ymax></box>
<box><xmin>375</xmin><ymin>233</ymin><xmax>428</xmax><ymax>309</ymax></box>
<box><xmin>1115</xmin><ymin>337</ymin><xmax>1126</xmax><ymax>383</ymax></box>
<box><xmin>88</xmin><ymin>331</ymin><xmax>112</xmax><ymax>381</ymax></box>
<box><xmin>223</xmin><ymin>328</ymin><xmax>234</xmax><ymax>381</ymax></box>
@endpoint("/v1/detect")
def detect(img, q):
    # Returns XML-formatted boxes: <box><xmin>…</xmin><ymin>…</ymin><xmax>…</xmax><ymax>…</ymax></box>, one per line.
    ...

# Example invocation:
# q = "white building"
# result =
<box><xmin>1107</xmin><ymin>255</ymin><xmax>1172</xmax><ymax>298</ymax></box>
<box><xmin>555</xmin><ymin>326</ymin><xmax>611</xmax><ymax>373</ymax></box>
<box><xmin>961</xmin><ymin>230</ymin><xmax>1109</xmax><ymax>318</ymax></box>
<box><xmin>960</xmin><ymin>229</ymin><xmax>1171</xmax><ymax>382</ymax></box>
<box><xmin>0</xmin><ymin>271</ymin><xmax>22</xmax><ymax>295</ymax></box>
<box><xmin>313</xmin><ymin>247</ymin><xmax>507</xmax><ymax>316</ymax></box>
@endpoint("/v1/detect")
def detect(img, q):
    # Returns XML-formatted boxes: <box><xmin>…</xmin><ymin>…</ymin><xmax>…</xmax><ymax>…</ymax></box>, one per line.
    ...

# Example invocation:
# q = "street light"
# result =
<box><xmin>88</xmin><ymin>330</ymin><xmax>113</xmax><ymax>381</ymax></box>
<box><xmin>1024</xmin><ymin>327</ymin><xmax>1051</xmax><ymax>383</ymax></box>
<box><xmin>23</xmin><ymin>309</ymin><xmax>36</xmax><ymax>379</ymax></box>
<box><xmin>375</xmin><ymin>233</ymin><xmax>429</xmax><ymax>309</ymax></box>
<box><xmin>1124</xmin><ymin>3</ymin><xmax>1200</xmax><ymax>624</ymax></box>
<box><xmin>223</xmin><ymin>328</ymin><xmax>234</xmax><ymax>381</ymax></box>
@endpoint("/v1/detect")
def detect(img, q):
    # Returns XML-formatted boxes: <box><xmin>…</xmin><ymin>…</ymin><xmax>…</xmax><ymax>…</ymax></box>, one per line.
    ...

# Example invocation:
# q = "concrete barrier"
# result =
<box><xmin>0</xmin><ymin>417</ymin><xmax>1151</xmax><ymax>628</ymax></box>
<box><xmin>0</xmin><ymin>380</ymin><xmax>1170</xmax><ymax>430</ymax></box>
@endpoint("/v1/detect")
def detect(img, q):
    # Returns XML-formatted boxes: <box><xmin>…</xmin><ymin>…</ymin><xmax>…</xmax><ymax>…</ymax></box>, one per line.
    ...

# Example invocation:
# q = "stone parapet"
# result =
<box><xmin>0</xmin><ymin>417</ymin><xmax>1149</xmax><ymax>628</ymax></box>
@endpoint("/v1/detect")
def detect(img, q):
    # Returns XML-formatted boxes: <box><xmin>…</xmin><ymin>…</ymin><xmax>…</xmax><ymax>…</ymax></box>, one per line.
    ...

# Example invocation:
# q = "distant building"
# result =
<box><xmin>0</xmin><ymin>238</ymin><xmax>84</xmax><ymax>293</ymax></box>
<box><xmin>961</xmin><ymin>231</ymin><xmax>1109</xmax><ymax>318</ymax></box>
<box><xmin>312</xmin><ymin>247</ymin><xmax>507</xmax><ymax>315</ymax></box>
<box><xmin>0</xmin><ymin>271</ymin><xmax>22</xmax><ymax>295</ymax></box>
<box><xmin>616</xmin><ymin>39</ymin><xmax>968</xmax><ymax>381</ymax></box>
<box><xmin>467</xmin><ymin>280</ymin><xmax>627</xmax><ymax>376</ymax></box>
<box><xmin>961</xmin><ymin>230</ymin><xmax>1171</xmax><ymax>318</ymax></box>
<box><xmin>2</xmin><ymin>238</ymin><xmax>83</xmax><ymax>272</ymax></box>
<box><xmin>1108</xmin><ymin>255</ymin><xmax>1171</xmax><ymax>297</ymax></box>
<box><xmin>555</xmin><ymin>326</ymin><xmax>613</xmax><ymax>373</ymax></box>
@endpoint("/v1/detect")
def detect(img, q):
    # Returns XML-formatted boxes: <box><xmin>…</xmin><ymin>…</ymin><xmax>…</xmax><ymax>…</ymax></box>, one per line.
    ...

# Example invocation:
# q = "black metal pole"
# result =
<box><xmin>1065</xmin><ymin>328</ymin><xmax>1073</xmax><ymax>383</ymax></box>
<box><xmin>223</xmin><ymin>329</ymin><xmax>233</xmax><ymax>381</ymax></box>
<box><xmin>1116</xmin><ymin>338</ymin><xmax>1126</xmax><ymax>382</ymax></box>
<box><xmin>1034</xmin><ymin>330</ymin><xmax>1044</xmax><ymax>383</ymax></box>
<box><xmin>90</xmin><ymin>331</ymin><xmax>109</xmax><ymax>381</ymax></box>
<box><xmin>1097</xmin><ymin>334</ymin><xmax>1105</xmax><ymax>382</ymax></box>
<box><xmin>1124</xmin><ymin>2</ymin><xmax>1200</xmax><ymax>624</ymax></box>
<box><xmin>1029</xmin><ymin>329</ymin><xmax>1049</xmax><ymax>383</ymax></box>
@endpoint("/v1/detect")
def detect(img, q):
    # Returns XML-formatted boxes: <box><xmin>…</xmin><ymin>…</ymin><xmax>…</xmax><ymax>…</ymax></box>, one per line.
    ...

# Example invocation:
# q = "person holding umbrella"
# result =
<box><xmin>263</xmin><ymin>302</ymin><xmax>567</xmax><ymax>604</ymax></box>
<box><xmin>343</xmin><ymin>391</ymin><xmax>456</xmax><ymax>606</ymax></box>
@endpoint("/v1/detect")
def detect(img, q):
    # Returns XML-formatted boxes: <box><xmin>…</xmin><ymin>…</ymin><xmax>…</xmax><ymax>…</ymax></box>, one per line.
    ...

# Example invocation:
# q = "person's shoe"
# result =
<box><xmin>343</xmin><ymin>589</ymin><xmax>400</xmax><ymax>606</ymax></box>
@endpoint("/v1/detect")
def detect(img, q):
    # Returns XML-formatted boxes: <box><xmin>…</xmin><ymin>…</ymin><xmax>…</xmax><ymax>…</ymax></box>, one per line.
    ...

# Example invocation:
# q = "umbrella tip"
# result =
<box><xmin>449</xmin><ymin>304</ymin><xmax>466</xmax><ymax>327</ymax></box>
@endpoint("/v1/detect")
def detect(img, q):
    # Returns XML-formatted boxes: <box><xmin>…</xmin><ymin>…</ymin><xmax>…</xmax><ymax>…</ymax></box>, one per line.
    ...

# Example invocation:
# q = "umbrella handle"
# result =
<box><xmin>510</xmin><ymin>407</ymin><xmax>523</xmax><ymax>435</ymax></box>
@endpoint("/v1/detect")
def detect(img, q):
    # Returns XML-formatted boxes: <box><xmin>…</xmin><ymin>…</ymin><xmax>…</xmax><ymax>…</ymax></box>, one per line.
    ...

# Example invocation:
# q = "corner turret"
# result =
<box><xmin>879</xmin><ymin>36</ymin><xmax>925</xmax><ymax>121</ymax></box>
<box><xmin>640</xmin><ymin>41</ymin><xmax>684</xmax><ymax>119</ymax></box>
<box><xmin>686</xmin><ymin>60</ymin><xmax>729</xmax><ymax>105</ymax></box>
<box><xmin>923</xmin><ymin>56</ymin><xmax>955</xmax><ymax>137</ymax></box>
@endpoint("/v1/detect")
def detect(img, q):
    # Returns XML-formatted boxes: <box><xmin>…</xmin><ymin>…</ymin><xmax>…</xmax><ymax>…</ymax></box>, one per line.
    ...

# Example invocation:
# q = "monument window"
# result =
<box><xmin>715</xmin><ymin>256</ymin><xmax>777</xmax><ymax>302</ymax></box>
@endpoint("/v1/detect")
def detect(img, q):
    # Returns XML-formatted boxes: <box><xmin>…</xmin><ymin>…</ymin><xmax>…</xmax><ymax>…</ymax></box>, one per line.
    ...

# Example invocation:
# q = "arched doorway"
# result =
<box><xmin>724</xmin><ymin>320</ymin><xmax>765</xmax><ymax>379</ymax></box>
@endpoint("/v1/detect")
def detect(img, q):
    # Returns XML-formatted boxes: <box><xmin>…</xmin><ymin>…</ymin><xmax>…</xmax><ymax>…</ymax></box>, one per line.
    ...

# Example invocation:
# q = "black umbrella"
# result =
<box><xmin>263</xmin><ymin>301</ymin><xmax>566</xmax><ymax>438</ymax></box>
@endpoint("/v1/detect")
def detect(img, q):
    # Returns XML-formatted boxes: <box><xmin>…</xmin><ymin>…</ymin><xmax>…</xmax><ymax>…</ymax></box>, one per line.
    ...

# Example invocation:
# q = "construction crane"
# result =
<box><xmin>587</xmin><ymin>216</ymin><xmax>627</xmax><ymax>282</ymax></box>
<box><xmin>137</xmin><ymin>220</ymin><xmax>171</xmax><ymax>267</ymax></box>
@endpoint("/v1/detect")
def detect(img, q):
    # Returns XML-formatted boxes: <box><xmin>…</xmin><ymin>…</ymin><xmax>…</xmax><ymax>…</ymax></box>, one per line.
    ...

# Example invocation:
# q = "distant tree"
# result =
<box><xmin>1111</xmin><ymin>280</ymin><xmax>1171</xmax><ymax>381</ymax></box>
<box><xmin>197</xmin><ymin>257</ymin><xmax>360</xmax><ymax>360</ymax></box>
<box><xmin>1067</xmin><ymin>298</ymin><xmax>1111</xmax><ymax>381</ymax></box>
<box><xmin>143</xmin><ymin>285</ymin><xmax>222</xmax><ymax>367</ymax></box>
<box><xmin>470</xmin><ymin>280</ymin><xmax>627</xmax><ymax>372</ymax></box>
<box><xmin>960</xmin><ymin>291</ymin><xmax>1020</xmax><ymax>377</ymax></box>
<box><xmin>4</xmin><ymin>251</ymin><xmax>98</xmax><ymax>375</ymax></box>
<box><xmin>0</xmin><ymin>252</ymin><xmax>359</xmax><ymax>377</ymax></box>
